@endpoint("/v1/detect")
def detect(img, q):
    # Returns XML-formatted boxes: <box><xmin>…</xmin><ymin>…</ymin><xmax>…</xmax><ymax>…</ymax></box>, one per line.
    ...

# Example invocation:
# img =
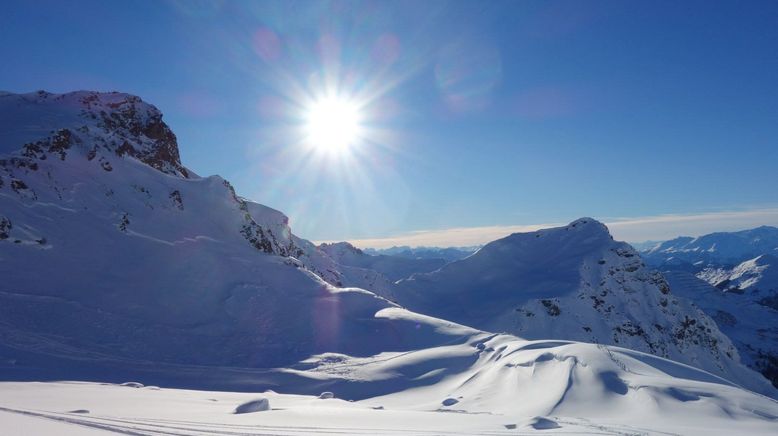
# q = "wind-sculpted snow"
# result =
<box><xmin>391</xmin><ymin>218</ymin><xmax>776</xmax><ymax>397</ymax></box>
<box><xmin>2</xmin><ymin>334</ymin><xmax>778</xmax><ymax>434</ymax></box>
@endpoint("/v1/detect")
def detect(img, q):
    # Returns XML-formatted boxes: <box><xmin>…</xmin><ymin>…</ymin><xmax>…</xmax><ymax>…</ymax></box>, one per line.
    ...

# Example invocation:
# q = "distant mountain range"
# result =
<box><xmin>641</xmin><ymin>225</ymin><xmax>778</xmax><ymax>269</ymax></box>
<box><xmin>363</xmin><ymin>245</ymin><xmax>478</xmax><ymax>263</ymax></box>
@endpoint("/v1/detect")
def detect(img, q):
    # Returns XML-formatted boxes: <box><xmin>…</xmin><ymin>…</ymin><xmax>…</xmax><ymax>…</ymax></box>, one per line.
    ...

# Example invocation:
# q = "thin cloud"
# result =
<box><xmin>324</xmin><ymin>208</ymin><xmax>778</xmax><ymax>249</ymax></box>
<box><xmin>606</xmin><ymin>208</ymin><xmax>778</xmax><ymax>242</ymax></box>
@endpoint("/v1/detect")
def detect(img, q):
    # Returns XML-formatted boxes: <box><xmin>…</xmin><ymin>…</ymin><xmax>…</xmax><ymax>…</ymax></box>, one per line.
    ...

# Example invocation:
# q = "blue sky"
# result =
<box><xmin>2</xmin><ymin>0</ymin><xmax>777</xmax><ymax>245</ymax></box>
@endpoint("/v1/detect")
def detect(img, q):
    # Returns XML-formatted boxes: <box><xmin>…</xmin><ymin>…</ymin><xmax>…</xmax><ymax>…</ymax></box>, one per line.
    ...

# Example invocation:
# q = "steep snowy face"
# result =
<box><xmin>392</xmin><ymin>218</ymin><xmax>774</xmax><ymax>396</ymax></box>
<box><xmin>0</xmin><ymin>91</ymin><xmax>188</xmax><ymax>177</ymax></box>
<box><xmin>643</xmin><ymin>226</ymin><xmax>778</xmax><ymax>268</ymax></box>
<box><xmin>0</xmin><ymin>91</ymin><xmax>467</xmax><ymax>376</ymax></box>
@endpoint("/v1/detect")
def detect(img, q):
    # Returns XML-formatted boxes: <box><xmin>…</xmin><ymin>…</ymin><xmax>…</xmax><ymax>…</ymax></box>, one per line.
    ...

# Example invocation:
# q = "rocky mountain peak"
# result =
<box><xmin>0</xmin><ymin>90</ymin><xmax>188</xmax><ymax>177</ymax></box>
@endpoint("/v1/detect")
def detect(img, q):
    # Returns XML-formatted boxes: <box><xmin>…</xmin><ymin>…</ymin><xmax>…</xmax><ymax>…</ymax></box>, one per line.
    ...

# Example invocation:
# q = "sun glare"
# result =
<box><xmin>304</xmin><ymin>96</ymin><xmax>362</xmax><ymax>153</ymax></box>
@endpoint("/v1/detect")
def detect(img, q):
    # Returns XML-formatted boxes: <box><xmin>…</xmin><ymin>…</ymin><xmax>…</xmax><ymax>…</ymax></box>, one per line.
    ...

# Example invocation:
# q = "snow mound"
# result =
<box><xmin>234</xmin><ymin>398</ymin><xmax>270</xmax><ymax>414</ymax></box>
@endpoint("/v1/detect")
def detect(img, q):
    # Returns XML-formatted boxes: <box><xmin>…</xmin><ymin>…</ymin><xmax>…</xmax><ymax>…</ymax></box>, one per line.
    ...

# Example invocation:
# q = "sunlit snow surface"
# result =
<box><xmin>2</xmin><ymin>336</ymin><xmax>778</xmax><ymax>435</ymax></box>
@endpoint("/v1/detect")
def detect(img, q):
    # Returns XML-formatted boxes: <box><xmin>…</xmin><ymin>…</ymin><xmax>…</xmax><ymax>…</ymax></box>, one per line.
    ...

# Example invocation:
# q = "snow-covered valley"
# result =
<box><xmin>1</xmin><ymin>91</ymin><xmax>777</xmax><ymax>434</ymax></box>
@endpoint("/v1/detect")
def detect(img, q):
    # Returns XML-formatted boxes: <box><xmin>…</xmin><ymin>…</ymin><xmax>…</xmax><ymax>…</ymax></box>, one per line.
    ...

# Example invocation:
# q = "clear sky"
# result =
<box><xmin>2</xmin><ymin>0</ymin><xmax>777</xmax><ymax>246</ymax></box>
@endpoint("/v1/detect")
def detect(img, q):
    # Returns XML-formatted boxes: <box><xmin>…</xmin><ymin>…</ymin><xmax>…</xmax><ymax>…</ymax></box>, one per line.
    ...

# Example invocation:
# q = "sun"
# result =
<box><xmin>304</xmin><ymin>96</ymin><xmax>362</xmax><ymax>153</ymax></box>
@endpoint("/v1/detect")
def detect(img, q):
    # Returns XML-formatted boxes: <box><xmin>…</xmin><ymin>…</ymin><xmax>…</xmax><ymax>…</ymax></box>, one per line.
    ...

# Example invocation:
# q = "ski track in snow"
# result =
<box><xmin>0</xmin><ymin>405</ymin><xmax>672</xmax><ymax>436</ymax></box>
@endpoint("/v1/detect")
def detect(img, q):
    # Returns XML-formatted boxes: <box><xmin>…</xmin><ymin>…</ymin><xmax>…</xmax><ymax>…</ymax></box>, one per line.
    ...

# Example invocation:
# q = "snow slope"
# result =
<box><xmin>391</xmin><ymin>218</ymin><xmax>775</xmax><ymax>396</ymax></box>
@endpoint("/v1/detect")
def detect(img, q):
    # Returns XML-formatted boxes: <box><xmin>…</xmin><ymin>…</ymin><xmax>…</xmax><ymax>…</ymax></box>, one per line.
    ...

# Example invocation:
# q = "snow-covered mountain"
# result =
<box><xmin>389</xmin><ymin>218</ymin><xmax>774</xmax><ymax>395</ymax></box>
<box><xmin>642</xmin><ymin>225</ymin><xmax>778</xmax><ymax>269</ymax></box>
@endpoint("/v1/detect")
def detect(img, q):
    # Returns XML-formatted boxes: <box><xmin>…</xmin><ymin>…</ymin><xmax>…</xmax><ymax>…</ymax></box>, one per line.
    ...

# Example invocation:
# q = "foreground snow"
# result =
<box><xmin>2</xmin><ymin>335</ymin><xmax>778</xmax><ymax>435</ymax></box>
